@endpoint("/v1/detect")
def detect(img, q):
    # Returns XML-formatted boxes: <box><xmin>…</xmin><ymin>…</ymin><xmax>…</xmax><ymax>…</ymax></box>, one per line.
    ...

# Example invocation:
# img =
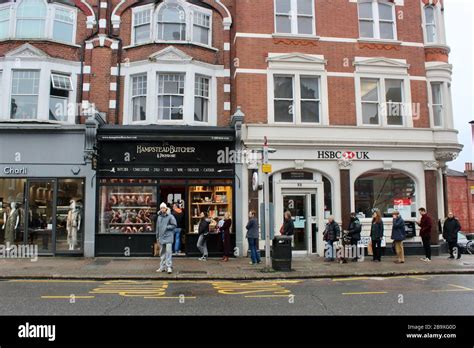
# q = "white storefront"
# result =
<box><xmin>238</xmin><ymin>124</ymin><xmax>462</xmax><ymax>256</ymax></box>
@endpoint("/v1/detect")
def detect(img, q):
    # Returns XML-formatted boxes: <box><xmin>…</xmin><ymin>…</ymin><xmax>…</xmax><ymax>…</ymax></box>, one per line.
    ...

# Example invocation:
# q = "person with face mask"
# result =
<box><xmin>443</xmin><ymin>212</ymin><xmax>462</xmax><ymax>260</ymax></box>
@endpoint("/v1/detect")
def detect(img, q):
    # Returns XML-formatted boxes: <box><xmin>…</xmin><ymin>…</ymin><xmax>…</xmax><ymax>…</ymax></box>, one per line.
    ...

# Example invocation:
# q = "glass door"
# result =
<box><xmin>283</xmin><ymin>195</ymin><xmax>307</xmax><ymax>251</ymax></box>
<box><xmin>26</xmin><ymin>180</ymin><xmax>56</xmax><ymax>254</ymax></box>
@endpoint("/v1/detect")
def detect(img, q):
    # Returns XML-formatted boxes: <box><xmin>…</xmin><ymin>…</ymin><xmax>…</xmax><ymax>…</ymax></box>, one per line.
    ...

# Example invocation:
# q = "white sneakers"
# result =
<box><xmin>420</xmin><ymin>257</ymin><xmax>431</xmax><ymax>262</ymax></box>
<box><xmin>198</xmin><ymin>256</ymin><xmax>207</xmax><ymax>261</ymax></box>
<box><xmin>157</xmin><ymin>267</ymin><xmax>173</xmax><ymax>273</ymax></box>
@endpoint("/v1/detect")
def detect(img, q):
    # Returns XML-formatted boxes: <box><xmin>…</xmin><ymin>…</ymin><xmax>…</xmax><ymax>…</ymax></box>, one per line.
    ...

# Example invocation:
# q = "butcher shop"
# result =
<box><xmin>95</xmin><ymin>125</ymin><xmax>237</xmax><ymax>257</ymax></box>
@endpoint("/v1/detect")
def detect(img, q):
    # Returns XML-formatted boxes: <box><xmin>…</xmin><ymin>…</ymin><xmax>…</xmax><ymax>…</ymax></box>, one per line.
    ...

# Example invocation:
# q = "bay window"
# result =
<box><xmin>0</xmin><ymin>7</ymin><xmax>10</xmax><ymax>40</ymax></box>
<box><xmin>131</xmin><ymin>1</ymin><xmax>212</xmax><ymax>47</ymax></box>
<box><xmin>49</xmin><ymin>73</ymin><xmax>73</xmax><ymax>122</ymax></box>
<box><xmin>158</xmin><ymin>73</ymin><xmax>185</xmax><ymax>121</ymax></box>
<box><xmin>133</xmin><ymin>8</ymin><xmax>152</xmax><ymax>44</ymax></box>
<box><xmin>358</xmin><ymin>0</ymin><xmax>396</xmax><ymax>40</ymax></box>
<box><xmin>194</xmin><ymin>75</ymin><xmax>210</xmax><ymax>122</ymax></box>
<box><xmin>158</xmin><ymin>3</ymin><xmax>186</xmax><ymax>41</ymax></box>
<box><xmin>274</xmin><ymin>0</ymin><xmax>315</xmax><ymax>35</ymax></box>
<box><xmin>430</xmin><ymin>82</ymin><xmax>444</xmax><ymax>127</ymax></box>
<box><xmin>131</xmin><ymin>74</ymin><xmax>147</xmax><ymax>122</ymax></box>
<box><xmin>424</xmin><ymin>6</ymin><xmax>437</xmax><ymax>43</ymax></box>
<box><xmin>11</xmin><ymin>70</ymin><xmax>40</xmax><ymax>120</ymax></box>
<box><xmin>0</xmin><ymin>0</ymin><xmax>77</xmax><ymax>44</ymax></box>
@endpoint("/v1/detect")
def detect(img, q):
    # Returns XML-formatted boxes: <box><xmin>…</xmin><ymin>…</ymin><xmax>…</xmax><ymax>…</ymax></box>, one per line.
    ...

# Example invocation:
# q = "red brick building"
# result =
<box><xmin>446</xmin><ymin>163</ymin><xmax>474</xmax><ymax>233</ymax></box>
<box><xmin>0</xmin><ymin>0</ymin><xmax>464</xmax><ymax>257</ymax></box>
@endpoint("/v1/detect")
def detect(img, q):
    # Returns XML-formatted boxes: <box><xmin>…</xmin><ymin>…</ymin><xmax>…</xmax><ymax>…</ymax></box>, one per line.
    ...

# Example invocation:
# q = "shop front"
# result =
<box><xmin>0</xmin><ymin>126</ymin><xmax>96</xmax><ymax>256</ymax></box>
<box><xmin>95</xmin><ymin>126</ymin><xmax>236</xmax><ymax>257</ymax></box>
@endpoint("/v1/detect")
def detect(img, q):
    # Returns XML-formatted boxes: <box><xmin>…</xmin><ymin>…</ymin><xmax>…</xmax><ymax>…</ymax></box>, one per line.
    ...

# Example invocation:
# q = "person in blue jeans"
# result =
<box><xmin>246</xmin><ymin>210</ymin><xmax>261</xmax><ymax>265</ymax></box>
<box><xmin>171</xmin><ymin>203</ymin><xmax>184</xmax><ymax>255</ymax></box>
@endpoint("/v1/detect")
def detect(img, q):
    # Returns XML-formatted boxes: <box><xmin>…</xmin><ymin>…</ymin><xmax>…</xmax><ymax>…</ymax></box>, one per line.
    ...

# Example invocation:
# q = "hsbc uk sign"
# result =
<box><xmin>317</xmin><ymin>151</ymin><xmax>370</xmax><ymax>160</ymax></box>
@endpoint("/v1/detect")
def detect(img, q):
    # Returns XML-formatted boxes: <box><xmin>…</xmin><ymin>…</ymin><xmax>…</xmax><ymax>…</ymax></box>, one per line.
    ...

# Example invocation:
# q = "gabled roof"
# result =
<box><xmin>148</xmin><ymin>46</ymin><xmax>193</xmax><ymax>63</ymax></box>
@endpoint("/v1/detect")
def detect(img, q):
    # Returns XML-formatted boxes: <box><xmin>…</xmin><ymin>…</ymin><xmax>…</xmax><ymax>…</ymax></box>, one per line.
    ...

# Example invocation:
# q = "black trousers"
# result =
<box><xmin>448</xmin><ymin>240</ymin><xmax>460</xmax><ymax>259</ymax></box>
<box><xmin>372</xmin><ymin>240</ymin><xmax>382</xmax><ymax>261</ymax></box>
<box><xmin>422</xmin><ymin>237</ymin><xmax>432</xmax><ymax>259</ymax></box>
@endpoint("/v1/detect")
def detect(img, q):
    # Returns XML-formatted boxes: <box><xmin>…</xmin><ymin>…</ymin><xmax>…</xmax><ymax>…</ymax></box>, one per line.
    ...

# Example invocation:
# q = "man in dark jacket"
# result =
<box><xmin>417</xmin><ymin>207</ymin><xmax>433</xmax><ymax>262</ymax></box>
<box><xmin>443</xmin><ymin>212</ymin><xmax>462</xmax><ymax>259</ymax></box>
<box><xmin>391</xmin><ymin>211</ymin><xmax>406</xmax><ymax>264</ymax></box>
<box><xmin>323</xmin><ymin>216</ymin><xmax>340</xmax><ymax>262</ymax></box>
<box><xmin>347</xmin><ymin>213</ymin><xmax>362</xmax><ymax>262</ymax></box>
<box><xmin>246</xmin><ymin>210</ymin><xmax>261</xmax><ymax>265</ymax></box>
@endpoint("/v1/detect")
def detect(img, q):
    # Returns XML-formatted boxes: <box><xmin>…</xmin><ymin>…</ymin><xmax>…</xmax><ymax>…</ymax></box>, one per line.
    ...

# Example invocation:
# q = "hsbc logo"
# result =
<box><xmin>317</xmin><ymin>151</ymin><xmax>370</xmax><ymax>160</ymax></box>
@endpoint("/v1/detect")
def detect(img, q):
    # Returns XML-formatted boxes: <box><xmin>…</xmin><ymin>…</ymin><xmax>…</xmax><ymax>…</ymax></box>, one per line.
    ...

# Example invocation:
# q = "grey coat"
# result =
<box><xmin>246</xmin><ymin>218</ymin><xmax>259</xmax><ymax>239</ymax></box>
<box><xmin>156</xmin><ymin>211</ymin><xmax>177</xmax><ymax>245</ymax></box>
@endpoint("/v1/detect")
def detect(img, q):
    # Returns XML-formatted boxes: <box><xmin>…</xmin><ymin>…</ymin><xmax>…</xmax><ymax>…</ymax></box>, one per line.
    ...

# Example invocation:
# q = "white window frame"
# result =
<box><xmin>194</xmin><ymin>74</ymin><xmax>210</xmax><ymax>123</ymax></box>
<box><xmin>273</xmin><ymin>0</ymin><xmax>316</xmax><ymax>36</ymax></box>
<box><xmin>0</xmin><ymin>59</ymin><xmax>79</xmax><ymax>124</ymax></box>
<box><xmin>131</xmin><ymin>73</ymin><xmax>148</xmax><ymax>122</ymax></box>
<box><xmin>426</xmin><ymin>63</ymin><xmax>453</xmax><ymax>129</ymax></box>
<box><xmin>0</xmin><ymin>0</ymin><xmax>77</xmax><ymax>45</ymax></box>
<box><xmin>360</xmin><ymin>78</ymin><xmax>381</xmax><ymax>126</ymax></box>
<box><xmin>131</xmin><ymin>5</ymin><xmax>153</xmax><ymax>45</ymax></box>
<box><xmin>357</xmin><ymin>0</ymin><xmax>397</xmax><ymax>41</ymax></box>
<box><xmin>356</xmin><ymin>76</ymin><xmax>410</xmax><ymax>127</ymax></box>
<box><xmin>429</xmin><ymin>81</ymin><xmax>444</xmax><ymax>128</ymax></box>
<box><xmin>130</xmin><ymin>1</ymin><xmax>213</xmax><ymax>48</ymax></box>
<box><xmin>271</xmin><ymin>74</ymin><xmax>322</xmax><ymax>125</ymax></box>
<box><xmin>122</xmin><ymin>62</ymin><xmax>219</xmax><ymax>126</ymax></box>
<box><xmin>157</xmin><ymin>72</ymin><xmax>186</xmax><ymax>121</ymax></box>
<box><xmin>421</xmin><ymin>3</ymin><xmax>446</xmax><ymax>45</ymax></box>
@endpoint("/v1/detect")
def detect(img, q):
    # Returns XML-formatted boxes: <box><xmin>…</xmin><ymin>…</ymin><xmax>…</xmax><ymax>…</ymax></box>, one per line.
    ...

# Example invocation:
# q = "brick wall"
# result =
<box><xmin>447</xmin><ymin>174</ymin><xmax>474</xmax><ymax>233</ymax></box>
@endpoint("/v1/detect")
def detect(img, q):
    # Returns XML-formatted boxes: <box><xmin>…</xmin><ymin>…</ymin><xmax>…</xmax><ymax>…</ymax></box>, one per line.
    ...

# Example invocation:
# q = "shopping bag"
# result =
<box><xmin>367</xmin><ymin>241</ymin><xmax>373</xmax><ymax>256</ymax></box>
<box><xmin>153</xmin><ymin>242</ymin><xmax>161</xmax><ymax>257</ymax></box>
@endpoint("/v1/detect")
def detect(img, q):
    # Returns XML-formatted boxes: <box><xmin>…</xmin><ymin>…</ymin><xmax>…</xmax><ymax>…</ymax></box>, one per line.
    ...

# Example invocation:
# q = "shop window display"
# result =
<box><xmin>55</xmin><ymin>179</ymin><xmax>84</xmax><ymax>252</ymax></box>
<box><xmin>354</xmin><ymin>171</ymin><xmax>416</xmax><ymax>219</ymax></box>
<box><xmin>99</xmin><ymin>185</ymin><xmax>158</xmax><ymax>234</ymax></box>
<box><xmin>0</xmin><ymin>179</ymin><xmax>27</xmax><ymax>246</ymax></box>
<box><xmin>189</xmin><ymin>185</ymin><xmax>233</xmax><ymax>234</ymax></box>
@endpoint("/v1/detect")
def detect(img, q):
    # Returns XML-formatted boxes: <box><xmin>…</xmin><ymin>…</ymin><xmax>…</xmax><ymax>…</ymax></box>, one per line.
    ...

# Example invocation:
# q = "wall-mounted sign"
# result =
<box><xmin>317</xmin><ymin>151</ymin><xmax>370</xmax><ymax>160</ymax></box>
<box><xmin>281</xmin><ymin>171</ymin><xmax>314</xmax><ymax>180</ymax></box>
<box><xmin>262</xmin><ymin>164</ymin><xmax>272</xmax><ymax>174</ymax></box>
<box><xmin>3</xmin><ymin>167</ymin><xmax>27</xmax><ymax>175</ymax></box>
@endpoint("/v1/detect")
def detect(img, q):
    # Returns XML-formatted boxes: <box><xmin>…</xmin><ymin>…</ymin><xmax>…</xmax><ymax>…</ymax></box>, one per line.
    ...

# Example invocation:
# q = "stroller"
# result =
<box><xmin>336</xmin><ymin>230</ymin><xmax>352</xmax><ymax>264</ymax></box>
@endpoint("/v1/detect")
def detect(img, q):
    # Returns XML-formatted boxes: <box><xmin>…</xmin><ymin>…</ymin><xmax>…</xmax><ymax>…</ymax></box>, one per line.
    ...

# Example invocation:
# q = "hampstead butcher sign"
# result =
<box><xmin>316</xmin><ymin>151</ymin><xmax>370</xmax><ymax>160</ymax></box>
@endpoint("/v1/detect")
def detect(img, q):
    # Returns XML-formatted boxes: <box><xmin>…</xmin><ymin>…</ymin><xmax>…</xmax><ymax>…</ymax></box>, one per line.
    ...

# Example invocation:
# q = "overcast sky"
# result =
<box><xmin>445</xmin><ymin>0</ymin><xmax>474</xmax><ymax>171</ymax></box>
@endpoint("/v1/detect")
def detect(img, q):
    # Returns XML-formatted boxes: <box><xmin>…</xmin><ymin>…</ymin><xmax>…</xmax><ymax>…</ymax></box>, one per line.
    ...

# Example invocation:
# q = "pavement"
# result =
<box><xmin>0</xmin><ymin>254</ymin><xmax>473</xmax><ymax>280</ymax></box>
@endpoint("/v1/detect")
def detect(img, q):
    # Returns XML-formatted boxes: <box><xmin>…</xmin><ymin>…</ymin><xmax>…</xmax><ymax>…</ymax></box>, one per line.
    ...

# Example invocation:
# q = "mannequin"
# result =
<box><xmin>2</xmin><ymin>202</ymin><xmax>19</xmax><ymax>250</ymax></box>
<box><xmin>66</xmin><ymin>200</ymin><xmax>81</xmax><ymax>251</ymax></box>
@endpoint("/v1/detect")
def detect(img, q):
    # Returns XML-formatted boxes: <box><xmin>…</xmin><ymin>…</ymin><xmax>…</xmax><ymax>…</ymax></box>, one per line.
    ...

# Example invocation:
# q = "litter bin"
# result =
<box><xmin>272</xmin><ymin>235</ymin><xmax>292</xmax><ymax>271</ymax></box>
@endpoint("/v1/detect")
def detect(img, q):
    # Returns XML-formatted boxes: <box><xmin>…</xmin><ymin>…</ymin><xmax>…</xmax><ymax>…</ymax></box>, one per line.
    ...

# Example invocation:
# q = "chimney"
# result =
<box><xmin>465</xmin><ymin>162</ymin><xmax>473</xmax><ymax>172</ymax></box>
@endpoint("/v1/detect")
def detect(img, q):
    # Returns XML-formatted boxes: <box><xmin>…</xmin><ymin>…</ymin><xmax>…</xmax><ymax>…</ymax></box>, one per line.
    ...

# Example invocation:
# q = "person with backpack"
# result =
<box><xmin>443</xmin><ymin>212</ymin><xmax>462</xmax><ymax>260</ymax></box>
<box><xmin>323</xmin><ymin>216</ymin><xmax>341</xmax><ymax>262</ymax></box>
<box><xmin>347</xmin><ymin>212</ymin><xmax>362</xmax><ymax>262</ymax></box>
<box><xmin>391</xmin><ymin>211</ymin><xmax>406</xmax><ymax>264</ymax></box>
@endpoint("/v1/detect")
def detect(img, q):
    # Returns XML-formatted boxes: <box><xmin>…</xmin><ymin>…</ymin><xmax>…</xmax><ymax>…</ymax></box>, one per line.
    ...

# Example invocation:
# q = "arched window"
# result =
<box><xmin>358</xmin><ymin>0</ymin><xmax>396</xmax><ymax>40</ymax></box>
<box><xmin>16</xmin><ymin>0</ymin><xmax>47</xmax><ymax>39</ymax></box>
<box><xmin>354</xmin><ymin>170</ymin><xmax>416</xmax><ymax>219</ymax></box>
<box><xmin>424</xmin><ymin>5</ymin><xmax>437</xmax><ymax>43</ymax></box>
<box><xmin>157</xmin><ymin>3</ymin><xmax>187</xmax><ymax>41</ymax></box>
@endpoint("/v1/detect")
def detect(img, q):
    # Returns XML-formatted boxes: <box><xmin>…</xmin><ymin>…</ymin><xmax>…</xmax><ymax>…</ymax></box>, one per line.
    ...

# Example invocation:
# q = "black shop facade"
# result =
<box><xmin>95</xmin><ymin>125</ymin><xmax>236</xmax><ymax>257</ymax></box>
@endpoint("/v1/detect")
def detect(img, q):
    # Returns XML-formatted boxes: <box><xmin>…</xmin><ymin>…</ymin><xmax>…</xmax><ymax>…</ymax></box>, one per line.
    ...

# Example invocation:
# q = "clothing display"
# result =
<box><xmin>67</xmin><ymin>208</ymin><xmax>81</xmax><ymax>249</ymax></box>
<box><xmin>4</xmin><ymin>208</ymin><xmax>19</xmax><ymax>245</ymax></box>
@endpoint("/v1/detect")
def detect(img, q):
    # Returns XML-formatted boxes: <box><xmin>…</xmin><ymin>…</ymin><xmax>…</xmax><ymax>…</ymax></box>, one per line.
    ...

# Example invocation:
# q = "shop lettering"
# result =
<box><xmin>3</xmin><ymin>167</ymin><xmax>28</xmax><ymax>175</ymax></box>
<box><xmin>136</xmin><ymin>145</ymin><xmax>196</xmax><ymax>155</ymax></box>
<box><xmin>316</xmin><ymin>151</ymin><xmax>370</xmax><ymax>160</ymax></box>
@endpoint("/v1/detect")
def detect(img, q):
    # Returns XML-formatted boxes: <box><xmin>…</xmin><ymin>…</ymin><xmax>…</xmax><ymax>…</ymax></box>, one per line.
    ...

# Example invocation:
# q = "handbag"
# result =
<box><xmin>367</xmin><ymin>241</ymin><xmax>373</xmax><ymax>256</ymax></box>
<box><xmin>153</xmin><ymin>242</ymin><xmax>161</xmax><ymax>257</ymax></box>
